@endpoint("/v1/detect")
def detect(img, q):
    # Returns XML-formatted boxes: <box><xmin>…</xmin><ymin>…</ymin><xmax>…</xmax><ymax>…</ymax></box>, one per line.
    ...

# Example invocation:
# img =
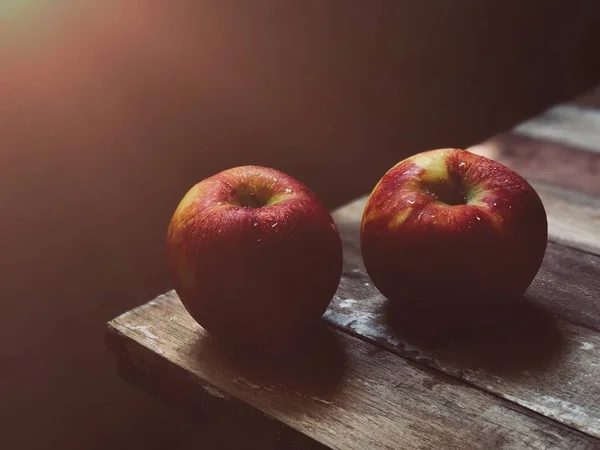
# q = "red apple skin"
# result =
<box><xmin>166</xmin><ymin>165</ymin><xmax>342</xmax><ymax>348</ymax></box>
<box><xmin>361</xmin><ymin>149</ymin><xmax>548</xmax><ymax>304</ymax></box>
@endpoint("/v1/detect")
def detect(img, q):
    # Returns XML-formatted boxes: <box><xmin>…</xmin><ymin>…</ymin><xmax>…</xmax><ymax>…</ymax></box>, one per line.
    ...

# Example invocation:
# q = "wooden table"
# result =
<box><xmin>106</xmin><ymin>87</ymin><xmax>600</xmax><ymax>449</ymax></box>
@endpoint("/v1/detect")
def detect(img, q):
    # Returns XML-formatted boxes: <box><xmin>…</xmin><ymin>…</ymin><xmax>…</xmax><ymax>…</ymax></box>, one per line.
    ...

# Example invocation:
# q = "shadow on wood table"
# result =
<box><xmin>192</xmin><ymin>322</ymin><xmax>347</xmax><ymax>399</ymax></box>
<box><xmin>384</xmin><ymin>296</ymin><xmax>566</xmax><ymax>380</ymax></box>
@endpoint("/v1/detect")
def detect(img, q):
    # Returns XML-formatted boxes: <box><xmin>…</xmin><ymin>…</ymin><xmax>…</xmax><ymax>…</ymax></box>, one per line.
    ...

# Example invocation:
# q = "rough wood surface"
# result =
<box><xmin>532</xmin><ymin>182</ymin><xmax>600</xmax><ymax>256</ymax></box>
<box><xmin>513</xmin><ymin>104</ymin><xmax>600</xmax><ymax>154</ymax></box>
<box><xmin>527</xmin><ymin>243</ymin><xmax>600</xmax><ymax>332</ymax></box>
<box><xmin>328</xmin><ymin>200</ymin><xmax>600</xmax><ymax>439</ymax></box>
<box><xmin>107</xmin><ymin>292</ymin><xmax>598</xmax><ymax>450</ymax></box>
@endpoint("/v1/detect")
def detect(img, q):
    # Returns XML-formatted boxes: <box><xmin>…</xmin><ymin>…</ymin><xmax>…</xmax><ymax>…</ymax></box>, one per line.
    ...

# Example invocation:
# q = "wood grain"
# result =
<box><xmin>328</xmin><ymin>200</ymin><xmax>600</xmax><ymax>439</ymax></box>
<box><xmin>513</xmin><ymin>104</ymin><xmax>600</xmax><ymax>154</ymax></box>
<box><xmin>532</xmin><ymin>182</ymin><xmax>600</xmax><ymax>256</ymax></box>
<box><xmin>107</xmin><ymin>292</ymin><xmax>598</xmax><ymax>450</ymax></box>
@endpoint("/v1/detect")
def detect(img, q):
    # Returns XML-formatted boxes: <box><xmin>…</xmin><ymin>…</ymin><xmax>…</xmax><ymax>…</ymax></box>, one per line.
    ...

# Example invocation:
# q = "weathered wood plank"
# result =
<box><xmin>107</xmin><ymin>292</ymin><xmax>598</xmax><ymax>450</ymax></box>
<box><xmin>108</xmin><ymin>331</ymin><xmax>327</xmax><ymax>450</ymax></box>
<box><xmin>327</xmin><ymin>201</ymin><xmax>600</xmax><ymax>439</ymax></box>
<box><xmin>467</xmin><ymin>133</ymin><xmax>600</xmax><ymax>197</ymax></box>
<box><xmin>532</xmin><ymin>182</ymin><xmax>600</xmax><ymax>256</ymax></box>
<box><xmin>512</xmin><ymin>104</ymin><xmax>600</xmax><ymax>154</ymax></box>
<box><xmin>527</xmin><ymin>242</ymin><xmax>600</xmax><ymax>331</ymax></box>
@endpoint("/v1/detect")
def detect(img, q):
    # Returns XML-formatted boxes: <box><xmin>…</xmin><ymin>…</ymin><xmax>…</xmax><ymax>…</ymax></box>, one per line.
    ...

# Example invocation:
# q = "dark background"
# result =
<box><xmin>0</xmin><ymin>1</ymin><xmax>598</xmax><ymax>449</ymax></box>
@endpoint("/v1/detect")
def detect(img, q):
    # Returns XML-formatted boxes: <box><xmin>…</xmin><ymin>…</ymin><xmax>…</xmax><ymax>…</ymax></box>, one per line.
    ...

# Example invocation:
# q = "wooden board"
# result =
<box><xmin>532</xmin><ymin>182</ymin><xmax>600</xmax><ymax>257</ymax></box>
<box><xmin>513</xmin><ymin>104</ymin><xmax>600</xmax><ymax>155</ymax></box>
<box><xmin>527</xmin><ymin>243</ymin><xmax>600</xmax><ymax>332</ymax></box>
<box><xmin>107</xmin><ymin>292</ymin><xmax>598</xmax><ymax>450</ymax></box>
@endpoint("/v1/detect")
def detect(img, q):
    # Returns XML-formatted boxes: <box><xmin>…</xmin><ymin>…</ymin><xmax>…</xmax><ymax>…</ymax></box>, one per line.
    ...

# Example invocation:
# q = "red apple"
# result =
<box><xmin>166</xmin><ymin>165</ymin><xmax>343</xmax><ymax>348</ymax></box>
<box><xmin>361</xmin><ymin>148</ymin><xmax>547</xmax><ymax>303</ymax></box>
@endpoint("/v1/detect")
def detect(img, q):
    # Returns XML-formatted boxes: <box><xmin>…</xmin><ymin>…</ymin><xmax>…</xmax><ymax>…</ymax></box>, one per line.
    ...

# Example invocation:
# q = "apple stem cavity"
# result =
<box><xmin>423</xmin><ymin>180</ymin><xmax>468</xmax><ymax>206</ymax></box>
<box><xmin>235</xmin><ymin>184</ymin><xmax>276</xmax><ymax>208</ymax></box>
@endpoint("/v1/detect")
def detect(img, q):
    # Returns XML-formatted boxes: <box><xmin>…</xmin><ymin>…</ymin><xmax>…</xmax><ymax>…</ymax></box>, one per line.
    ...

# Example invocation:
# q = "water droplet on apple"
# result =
<box><xmin>284</xmin><ymin>188</ymin><xmax>292</xmax><ymax>194</ymax></box>
<box><xmin>257</xmin><ymin>238</ymin><xmax>261</xmax><ymax>242</ymax></box>
<box><xmin>493</xmin><ymin>202</ymin><xmax>497</xmax><ymax>206</ymax></box>
<box><xmin>271</xmin><ymin>222</ymin><xmax>278</xmax><ymax>228</ymax></box>
<box><xmin>459</xmin><ymin>162</ymin><xmax>466</xmax><ymax>168</ymax></box>
<box><xmin>476</xmin><ymin>216</ymin><xmax>481</xmax><ymax>221</ymax></box>
<box><xmin>418</xmin><ymin>212</ymin><xmax>424</xmax><ymax>220</ymax></box>
<box><xmin>253</xmin><ymin>222</ymin><xmax>258</xmax><ymax>227</ymax></box>
<box><xmin>408</xmin><ymin>199</ymin><xmax>415</xmax><ymax>205</ymax></box>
